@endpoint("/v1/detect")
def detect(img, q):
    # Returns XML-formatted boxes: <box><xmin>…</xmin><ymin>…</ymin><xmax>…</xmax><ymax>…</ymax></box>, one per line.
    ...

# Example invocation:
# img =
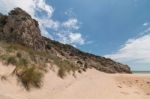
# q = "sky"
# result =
<box><xmin>0</xmin><ymin>0</ymin><xmax>150</xmax><ymax>71</ymax></box>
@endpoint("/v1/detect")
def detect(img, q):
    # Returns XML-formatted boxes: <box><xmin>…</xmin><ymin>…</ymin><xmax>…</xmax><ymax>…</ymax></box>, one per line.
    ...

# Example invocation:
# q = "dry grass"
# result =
<box><xmin>0</xmin><ymin>75</ymin><xmax>7</xmax><ymax>81</ymax></box>
<box><xmin>17</xmin><ymin>66</ymin><xmax>43</xmax><ymax>90</ymax></box>
<box><xmin>0</xmin><ymin>41</ymin><xmax>80</xmax><ymax>89</ymax></box>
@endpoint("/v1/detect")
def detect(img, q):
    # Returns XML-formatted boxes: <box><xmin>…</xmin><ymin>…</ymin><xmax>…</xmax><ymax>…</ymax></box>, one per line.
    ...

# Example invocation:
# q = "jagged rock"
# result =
<box><xmin>0</xmin><ymin>8</ymin><xmax>45</xmax><ymax>50</ymax></box>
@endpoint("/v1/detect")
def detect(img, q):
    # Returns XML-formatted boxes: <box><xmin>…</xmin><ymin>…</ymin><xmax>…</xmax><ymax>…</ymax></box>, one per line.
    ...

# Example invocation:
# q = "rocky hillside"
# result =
<box><xmin>0</xmin><ymin>8</ymin><xmax>131</xmax><ymax>74</ymax></box>
<box><xmin>44</xmin><ymin>37</ymin><xmax>131</xmax><ymax>73</ymax></box>
<box><xmin>0</xmin><ymin>8</ymin><xmax>45</xmax><ymax>50</ymax></box>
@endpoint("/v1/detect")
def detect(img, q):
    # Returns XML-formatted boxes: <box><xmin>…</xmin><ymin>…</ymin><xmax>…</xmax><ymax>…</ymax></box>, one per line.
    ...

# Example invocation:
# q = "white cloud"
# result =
<box><xmin>105</xmin><ymin>26</ymin><xmax>150</xmax><ymax>70</ymax></box>
<box><xmin>0</xmin><ymin>0</ymin><xmax>35</xmax><ymax>16</ymax></box>
<box><xmin>34</xmin><ymin>0</ymin><xmax>54</xmax><ymax>17</ymax></box>
<box><xmin>38</xmin><ymin>18</ymin><xmax>60</xmax><ymax>30</ymax></box>
<box><xmin>143</xmin><ymin>22</ymin><xmax>149</xmax><ymax>27</ymax></box>
<box><xmin>56</xmin><ymin>17</ymin><xmax>85</xmax><ymax>46</ymax></box>
<box><xmin>59</xmin><ymin>17</ymin><xmax>84</xmax><ymax>46</ymax></box>
<box><xmin>68</xmin><ymin>33</ymin><xmax>85</xmax><ymax>45</ymax></box>
<box><xmin>62</xmin><ymin>18</ymin><xmax>79</xmax><ymax>30</ymax></box>
<box><xmin>0</xmin><ymin>0</ymin><xmax>55</xmax><ymax>37</ymax></box>
<box><xmin>0</xmin><ymin>0</ymin><xmax>86</xmax><ymax>46</ymax></box>
<box><xmin>39</xmin><ymin>24</ymin><xmax>54</xmax><ymax>39</ymax></box>
<box><xmin>56</xmin><ymin>32</ymin><xmax>85</xmax><ymax>46</ymax></box>
<box><xmin>105</xmin><ymin>34</ymin><xmax>150</xmax><ymax>63</ymax></box>
<box><xmin>64</xmin><ymin>8</ymin><xmax>76</xmax><ymax>17</ymax></box>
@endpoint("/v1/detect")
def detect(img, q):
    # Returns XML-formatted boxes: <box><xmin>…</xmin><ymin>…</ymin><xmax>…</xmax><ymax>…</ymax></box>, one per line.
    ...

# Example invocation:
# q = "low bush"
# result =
<box><xmin>0</xmin><ymin>75</ymin><xmax>7</xmax><ymax>81</ymax></box>
<box><xmin>58</xmin><ymin>68</ymin><xmax>66</xmax><ymax>78</ymax></box>
<box><xmin>18</xmin><ymin>67</ymin><xmax>43</xmax><ymax>90</ymax></box>
<box><xmin>53</xmin><ymin>57</ymin><xmax>78</xmax><ymax>78</ymax></box>
<box><xmin>18</xmin><ymin>58</ymin><xmax>28</xmax><ymax>67</ymax></box>
<box><xmin>16</xmin><ymin>52</ymin><xmax>22</xmax><ymax>58</ymax></box>
<box><xmin>7</xmin><ymin>56</ymin><xmax>17</xmax><ymax>65</ymax></box>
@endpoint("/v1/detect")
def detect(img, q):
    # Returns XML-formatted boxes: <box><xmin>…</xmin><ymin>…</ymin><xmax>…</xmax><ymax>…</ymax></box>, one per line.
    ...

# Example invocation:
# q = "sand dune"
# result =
<box><xmin>0</xmin><ymin>62</ymin><xmax>150</xmax><ymax>99</ymax></box>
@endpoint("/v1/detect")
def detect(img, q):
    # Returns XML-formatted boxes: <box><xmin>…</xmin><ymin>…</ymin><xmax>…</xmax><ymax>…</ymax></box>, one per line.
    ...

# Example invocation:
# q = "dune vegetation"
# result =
<box><xmin>0</xmin><ymin>41</ymin><xmax>79</xmax><ymax>90</ymax></box>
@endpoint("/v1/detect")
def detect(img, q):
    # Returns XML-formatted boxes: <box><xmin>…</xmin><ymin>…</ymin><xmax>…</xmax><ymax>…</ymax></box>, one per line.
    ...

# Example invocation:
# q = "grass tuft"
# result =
<box><xmin>0</xmin><ymin>75</ymin><xmax>7</xmax><ymax>81</ymax></box>
<box><xmin>18</xmin><ymin>58</ymin><xmax>28</xmax><ymax>67</ymax></box>
<box><xmin>58</xmin><ymin>68</ymin><xmax>66</xmax><ymax>78</ymax></box>
<box><xmin>17</xmin><ymin>66</ymin><xmax>43</xmax><ymax>90</ymax></box>
<box><xmin>7</xmin><ymin>56</ymin><xmax>17</xmax><ymax>65</ymax></box>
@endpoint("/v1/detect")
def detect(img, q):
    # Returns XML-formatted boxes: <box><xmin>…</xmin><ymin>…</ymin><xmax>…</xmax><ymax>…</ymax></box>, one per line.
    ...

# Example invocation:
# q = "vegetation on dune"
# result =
<box><xmin>0</xmin><ymin>75</ymin><xmax>7</xmax><ymax>81</ymax></box>
<box><xmin>17</xmin><ymin>66</ymin><xmax>43</xmax><ymax>90</ymax></box>
<box><xmin>0</xmin><ymin>41</ymin><xmax>80</xmax><ymax>89</ymax></box>
<box><xmin>56</xmin><ymin>59</ymin><xmax>78</xmax><ymax>78</ymax></box>
<box><xmin>7</xmin><ymin>56</ymin><xmax>18</xmax><ymax>65</ymax></box>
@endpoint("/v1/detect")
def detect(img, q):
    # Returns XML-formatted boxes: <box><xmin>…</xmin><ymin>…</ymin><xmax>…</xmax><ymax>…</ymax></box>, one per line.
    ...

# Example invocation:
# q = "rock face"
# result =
<box><xmin>0</xmin><ymin>8</ymin><xmax>132</xmax><ymax>73</ymax></box>
<box><xmin>0</xmin><ymin>8</ymin><xmax>45</xmax><ymax>50</ymax></box>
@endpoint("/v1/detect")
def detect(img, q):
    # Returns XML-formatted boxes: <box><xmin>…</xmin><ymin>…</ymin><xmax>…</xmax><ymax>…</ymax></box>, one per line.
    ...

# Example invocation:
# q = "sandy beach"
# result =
<box><xmin>0</xmin><ymin>62</ymin><xmax>150</xmax><ymax>99</ymax></box>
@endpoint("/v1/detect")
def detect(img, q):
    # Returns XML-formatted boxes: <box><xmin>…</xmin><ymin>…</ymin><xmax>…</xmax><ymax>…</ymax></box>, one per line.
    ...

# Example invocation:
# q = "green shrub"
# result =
<box><xmin>7</xmin><ymin>56</ymin><xmax>17</xmax><ymax>65</ymax></box>
<box><xmin>18</xmin><ymin>58</ymin><xmax>28</xmax><ymax>67</ymax></box>
<box><xmin>54</xmin><ymin>58</ymin><xmax>78</xmax><ymax>78</ymax></box>
<box><xmin>16</xmin><ymin>52</ymin><xmax>22</xmax><ymax>58</ymax></box>
<box><xmin>0</xmin><ymin>75</ymin><xmax>7</xmax><ymax>81</ymax></box>
<box><xmin>0</xmin><ymin>54</ymin><xmax>8</xmax><ymax>61</ymax></box>
<box><xmin>5</xmin><ymin>44</ymin><xmax>17</xmax><ymax>52</ymax></box>
<box><xmin>58</xmin><ymin>68</ymin><xmax>66</xmax><ymax>78</ymax></box>
<box><xmin>18</xmin><ymin>67</ymin><xmax>43</xmax><ymax>90</ymax></box>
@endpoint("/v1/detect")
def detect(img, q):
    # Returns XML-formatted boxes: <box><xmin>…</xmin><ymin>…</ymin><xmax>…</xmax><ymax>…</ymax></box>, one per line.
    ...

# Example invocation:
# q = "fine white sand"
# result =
<box><xmin>0</xmin><ymin>62</ymin><xmax>150</xmax><ymax>99</ymax></box>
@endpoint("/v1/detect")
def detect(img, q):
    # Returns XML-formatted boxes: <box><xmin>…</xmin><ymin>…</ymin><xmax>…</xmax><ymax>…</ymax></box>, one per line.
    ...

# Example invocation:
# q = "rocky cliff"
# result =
<box><xmin>0</xmin><ymin>8</ymin><xmax>45</xmax><ymax>50</ymax></box>
<box><xmin>0</xmin><ymin>8</ymin><xmax>132</xmax><ymax>74</ymax></box>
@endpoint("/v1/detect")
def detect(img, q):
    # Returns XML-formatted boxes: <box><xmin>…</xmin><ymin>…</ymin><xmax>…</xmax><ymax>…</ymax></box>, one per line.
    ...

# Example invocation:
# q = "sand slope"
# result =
<box><xmin>0</xmin><ymin>62</ymin><xmax>150</xmax><ymax>99</ymax></box>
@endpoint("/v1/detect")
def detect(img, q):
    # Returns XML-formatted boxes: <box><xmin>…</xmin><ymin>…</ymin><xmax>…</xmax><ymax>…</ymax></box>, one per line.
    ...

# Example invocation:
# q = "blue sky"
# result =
<box><xmin>48</xmin><ymin>0</ymin><xmax>150</xmax><ymax>71</ymax></box>
<box><xmin>49</xmin><ymin>0</ymin><xmax>150</xmax><ymax>54</ymax></box>
<box><xmin>0</xmin><ymin>0</ymin><xmax>150</xmax><ymax>71</ymax></box>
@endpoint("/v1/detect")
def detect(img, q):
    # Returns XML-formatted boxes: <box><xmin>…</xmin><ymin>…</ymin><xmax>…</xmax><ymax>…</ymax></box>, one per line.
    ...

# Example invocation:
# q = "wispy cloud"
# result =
<box><xmin>64</xmin><ymin>8</ymin><xmax>76</xmax><ymax>18</ymax></box>
<box><xmin>56</xmin><ymin>17</ymin><xmax>84</xmax><ymax>46</ymax></box>
<box><xmin>62</xmin><ymin>18</ymin><xmax>80</xmax><ymax>30</ymax></box>
<box><xmin>0</xmin><ymin>0</ymin><xmax>86</xmax><ymax>46</ymax></box>
<box><xmin>0</xmin><ymin>0</ymin><xmax>56</xmax><ymax>37</ymax></box>
<box><xmin>68</xmin><ymin>33</ymin><xmax>85</xmax><ymax>45</ymax></box>
<box><xmin>57</xmin><ymin>32</ymin><xmax>85</xmax><ymax>46</ymax></box>
<box><xmin>0</xmin><ymin>0</ymin><xmax>35</xmax><ymax>15</ymax></box>
<box><xmin>143</xmin><ymin>22</ymin><xmax>149</xmax><ymax>27</ymax></box>
<box><xmin>34</xmin><ymin>0</ymin><xmax>54</xmax><ymax>17</ymax></box>
<box><xmin>105</xmin><ymin>26</ymin><xmax>150</xmax><ymax>70</ymax></box>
